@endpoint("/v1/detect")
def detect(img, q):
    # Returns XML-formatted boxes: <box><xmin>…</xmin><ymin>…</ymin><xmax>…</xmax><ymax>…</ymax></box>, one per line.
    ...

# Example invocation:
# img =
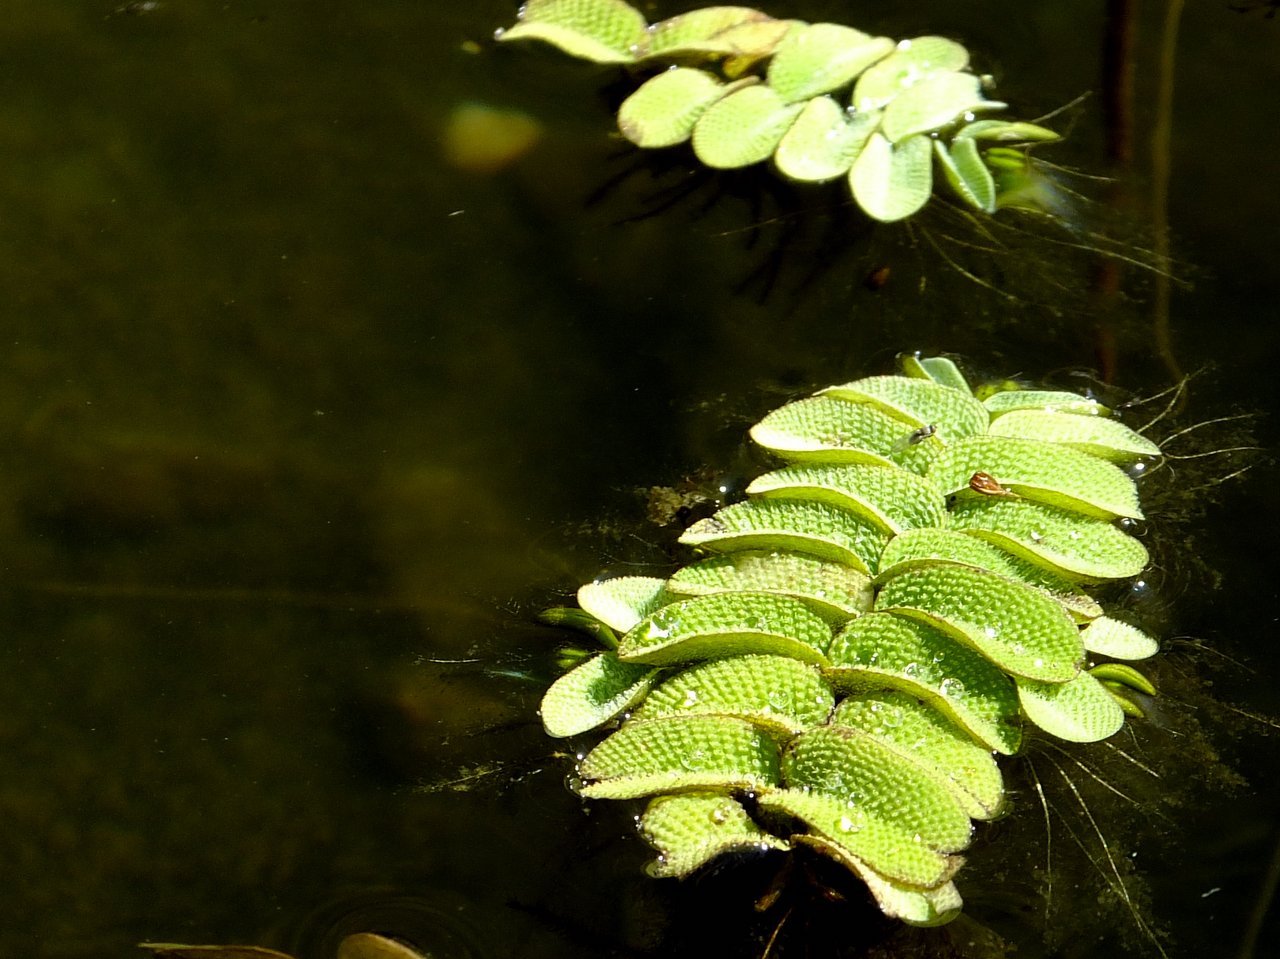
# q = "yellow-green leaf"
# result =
<box><xmin>692</xmin><ymin>84</ymin><xmax>804</xmax><ymax>168</ymax></box>
<box><xmin>875</xmin><ymin>564</ymin><xmax>1084</xmax><ymax>681</ymax></box>
<box><xmin>578</xmin><ymin>715</ymin><xmax>781</xmax><ymax>798</ymax></box>
<box><xmin>540</xmin><ymin>652</ymin><xmax>659</xmax><ymax>737</ymax></box>
<box><xmin>1081</xmin><ymin>616</ymin><xmax>1159</xmax><ymax>660</ymax></box>
<box><xmin>617</xmin><ymin>68</ymin><xmax>736</xmax><ymax>147</ymax></box>
<box><xmin>852</xmin><ymin>36</ymin><xmax>970</xmax><ymax>110</ymax></box>
<box><xmin>882</xmin><ymin>71</ymin><xmax>999</xmax><ymax>143</ymax></box>
<box><xmin>796</xmin><ymin>835</ymin><xmax>963</xmax><ymax>925</ymax></box>
<box><xmin>983</xmin><ymin>389</ymin><xmax>1108</xmax><ymax>417</ymax></box>
<box><xmin>746</xmin><ymin>462</ymin><xmax>948</xmax><ymax>534</ymax></box>
<box><xmin>578</xmin><ymin>576</ymin><xmax>674</xmax><ymax>632</ymax></box>
<box><xmin>766</xmin><ymin>24</ymin><xmax>894</xmax><ymax>102</ymax></box>
<box><xmin>850</xmin><ymin>132</ymin><xmax>933</xmax><ymax>222</ymax></box>
<box><xmin>1015</xmin><ymin>670</ymin><xmax>1126</xmax><ymax>743</ymax></box>
<box><xmin>668</xmin><ymin>550</ymin><xmax>874</xmax><ymax>619</ymax></box>
<box><xmin>616</xmin><ymin>591</ymin><xmax>833</xmax><ymax>665</ymax></box>
<box><xmin>640</xmin><ymin>792</ymin><xmax>789</xmax><ymax>878</ymax></box>
<box><xmin>987</xmin><ymin>408</ymin><xmax>1162</xmax><ymax>462</ymax></box>
<box><xmin>773</xmin><ymin>97</ymin><xmax>880</xmax><ymax>182</ymax></box>
<box><xmin>821</xmin><ymin>374</ymin><xmax>990</xmax><ymax>442</ymax></box>
<box><xmin>496</xmin><ymin>0</ymin><xmax>648</xmax><ymax>64</ymax></box>
<box><xmin>934</xmin><ymin>136</ymin><xmax>996</xmax><ymax>213</ymax></box>
<box><xmin>749</xmin><ymin>394</ymin><xmax>912</xmax><ymax>465</ymax></box>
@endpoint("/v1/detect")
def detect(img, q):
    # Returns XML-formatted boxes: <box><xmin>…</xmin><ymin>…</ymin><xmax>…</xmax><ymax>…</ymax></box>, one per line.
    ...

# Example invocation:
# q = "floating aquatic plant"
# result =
<box><xmin>539</xmin><ymin>355</ymin><xmax>1162</xmax><ymax>926</ymax></box>
<box><xmin>495</xmin><ymin>1</ymin><xmax>1062</xmax><ymax>221</ymax></box>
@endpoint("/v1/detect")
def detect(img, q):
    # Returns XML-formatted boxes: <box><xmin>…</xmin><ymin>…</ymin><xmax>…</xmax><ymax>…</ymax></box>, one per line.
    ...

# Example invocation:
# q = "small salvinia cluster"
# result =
<box><xmin>540</xmin><ymin>355</ymin><xmax>1162</xmax><ymax>925</ymax></box>
<box><xmin>496</xmin><ymin>1</ymin><xmax>1060</xmax><ymax>221</ymax></box>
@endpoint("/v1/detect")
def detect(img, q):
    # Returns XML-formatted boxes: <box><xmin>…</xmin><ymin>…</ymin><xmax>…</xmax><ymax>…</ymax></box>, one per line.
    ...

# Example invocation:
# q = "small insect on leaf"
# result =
<box><xmin>968</xmin><ymin>471</ymin><xmax>1018</xmax><ymax>497</ymax></box>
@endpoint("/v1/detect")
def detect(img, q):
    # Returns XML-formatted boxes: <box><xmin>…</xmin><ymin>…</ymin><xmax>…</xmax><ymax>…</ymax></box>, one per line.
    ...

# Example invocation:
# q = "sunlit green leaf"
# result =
<box><xmin>983</xmin><ymin>389</ymin><xmax>1109</xmax><ymax>417</ymax></box>
<box><xmin>640</xmin><ymin>792</ymin><xmax>789</xmax><ymax>877</ymax></box>
<box><xmin>578</xmin><ymin>576</ymin><xmax>674</xmax><ymax>632</ymax></box>
<box><xmin>766</xmin><ymin>24</ymin><xmax>895</xmax><ymax>102</ymax></box>
<box><xmin>797</xmin><ymin>835</ymin><xmax>963</xmax><ymax>925</ymax></box>
<box><xmin>1080</xmin><ymin>615</ymin><xmax>1159</xmax><ymax>660</ymax></box>
<box><xmin>826</xmin><ymin>611</ymin><xmax>1023</xmax><ymax>754</ymax></box>
<box><xmin>540</xmin><ymin>651</ymin><xmax>659</xmax><ymax>737</ymax></box>
<box><xmin>900</xmin><ymin>354</ymin><xmax>972</xmax><ymax>393</ymax></box>
<box><xmin>882</xmin><ymin>71</ymin><xmax>999</xmax><ymax>144</ymax></box>
<box><xmin>1015</xmin><ymin>670</ymin><xmax>1126</xmax><ymax>743</ymax></box>
<box><xmin>934</xmin><ymin>136</ymin><xmax>996</xmax><ymax>213</ymax></box>
<box><xmin>633</xmin><ymin>653</ymin><xmax>834</xmax><ymax>736</ymax></box>
<box><xmin>927</xmin><ymin>434</ymin><xmax>1145</xmax><ymax>519</ymax></box>
<box><xmin>616</xmin><ymin>591</ymin><xmax>833</xmax><ymax>665</ymax></box>
<box><xmin>668</xmin><ymin>550</ymin><xmax>874</xmax><ymax>619</ymax></box>
<box><xmin>773</xmin><ymin>97</ymin><xmax>879</xmax><ymax>182</ymax></box>
<box><xmin>578</xmin><ymin>715</ymin><xmax>781</xmax><ymax>798</ymax></box>
<box><xmin>746</xmin><ymin>462</ymin><xmax>948</xmax><ymax>534</ymax></box>
<box><xmin>876</xmin><ymin>564</ymin><xmax>1084</xmax><ymax>681</ymax></box>
<box><xmin>821</xmin><ymin>374</ymin><xmax>990</xmax><ymax>443</ymax></box>
<box><xmin>617</xmin><ymin>68</ymin><xmax>735</xmax><ymax>147</ymax></box>
<box><xmin>643</xmin><ymin>9</ymin><xmax>796</xmax><ymax>64</ymax></box>
<box><xmin>692</xmin><ymin>84</ymin><xmax>804</xmax><ymax>168</ymax></box>
<box><xmin>749</xmin><ymin>394</ymin><xmax>912</xmax><ymax>465</ymax></box>
<box><xmin>1089</xmin><ymin>661</ymin><xmax>1157</xmax><ymax>695</ymax></box>
<box><xmin>986</xmin><ymin>408</ymin><xmax>1162</xmax><ymax>462</ymax></box>
<box><xmin>954</xmin><ymin>119</ymin><xmax>1060</xmax><ymax>142</ymax></box>
<box><xmin>852</xmin><ymin>36</ymin><xmax>970</xmax><ymax>109</ymax></box>
<box><xmin>850</xmin><ymin>132</ymin><xmax>933</xmax><ymax>222</ymax></box>
<box><xmin>679</xmin><ymin>498</ymin><xmax>891</xmax><ymax>573</ymax></box>
<box><xmin>949</xmin><ymin>497</ymin><xmax>1150</xmax><ymax>581</ymax></box>
<box><xmin>496</xmin><ymin>0</ymin><xmax>648</xmax><ymax>63</ymax></box>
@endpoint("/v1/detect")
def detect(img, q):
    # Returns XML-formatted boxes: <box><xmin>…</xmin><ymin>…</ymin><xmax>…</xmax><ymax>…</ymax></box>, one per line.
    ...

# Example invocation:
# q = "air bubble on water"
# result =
<box><xmin>575</xmin><ymin>752</ymin><xmax>586</xmax><ymax>762</ymax></box>
<box><xmin>711</xmin><ymin>804</ymin><xmax>731</xmax><ymax>824</ymax></box>
<box><xmin>902</xmin><ymin>661</ymin><xmax>920</xmax><ymax>678</ymax></box>
<box><xmin>1029</xmin><ymin>530</ymin><xmax>1044</xmax><ymax>542</ymax></box>
<box><xmin>839</xmin><ymin>815</ymin><xmax>857</xmax><ymax>832</ymax></box>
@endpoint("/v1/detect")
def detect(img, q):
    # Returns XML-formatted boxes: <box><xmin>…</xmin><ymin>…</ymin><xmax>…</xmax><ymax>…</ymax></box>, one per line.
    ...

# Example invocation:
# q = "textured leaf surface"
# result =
<box><xmin>987</xmin><ymin>408</ymin><xmax>1162</xmax><ymax>462</ymax></box>
<box><xmin>850</xmin><ymin>132</ymin><xmax>933</xmax><ymax>222</ymax></box>
<box><xmin>876</xmin><ymin>564</ymin><xmax>1083</xmax><ymax>681</ymax></box>
<box><xmin>746</xmin><ymin>463</ymin><xmax>948</xmax><ymax>533</ymax></box>
<box><xmin>826</xmin><ymin>611</ymin><xmax>1022</xmax><ymax>754</ymax></box>
<box><xmin>617</xmin><ymin>68</ymin><xmax>731</xmax><ymax>147</ymax></box>
<box><xmin>833</xmin><ymin>690</ymin><xmax>1004</xmax><ymax>819</ymax></box>
<box><xmin>497</xmin><ymin>0</ymin><xmax>648</xmax><ymax>63</ymax></box>
<box><xmin>668</xmin><ymin>550</ymin><xmax>874</xmax><ymax>619</ymax></box>
<box><xmin>782</xmin><ymin>725</ymin><xmax>973</xmax><ymax>851</ymax></box>
<box><xmin>950</xmin><ymin>497</ymin><xmax>1150</xmax><ymax>581</ymax></box>
<box><xmin>797</xmin><ymin>835</ymin><xmax>963</xmax><ymax>924</ymax></box>
<box><xmin>927</xmin><ymin>434</ymin><xmax>1145</xmax><ymax>519</ymax></box>
<box><xmin>641</xmin><ymin>792</ymin><xmax>789</xmax><ymax>878</ymax></box>
<box><xmin>881</xmin><ymin>71</ymin><xmax>994</xmax><ymax>143</ymax></box>
<box><xmin>773</xmin><ymin>97</ymin><xmax>879</xmax><ymax>182</ymax></box>
<box><xmin>1090</xmin><ymin>662</ymin><xmax>1156</xmax><ymax>695</ymax></box>
<box><xmin>822</xmin><ymin>375</ymin><xmax>989</xmax><ymax>442</ymax></box>
<box><xmin>578</xmin><ymin>576</ymin><xmax>673</xmax><ymax>632</ymax></box>
<box><xmin>934</xmin><ymin>136</ymin><xmax>995</xmax><ymax>212</ymax></box>
<box><xmin>876</xmin><ymin>528</ymin><xmax>1104</xmax><ymax>621</ymax></box>
<box><xmin>852</xmin><ymin>36</ymin><xmax>970</xmax><ymax>109</ymax></box>
<box><xmin>644</xmin><ymin>10</ymin><xmax>793</xmax><ymax>62</ymax></box>
<box><xmin>680</xmin><ymin>498</ymin><xmax>891</xmax><ymax>573</ymax></box>
<box><xmin>757</xmin><ymin>788</ymin><xmax>960</xmax><ymax>887</ymax></box>
<box><xmin>1016</xmin><ymin>670</ymin><xmax>1125</xmax><ymax>742</ymax></box>
<box><xmin>578</xmin><ymin>715</ymin><xmax>781</xmax><ymax>798</ymax></box>
<box><xmin>983</xmin><ymin>389</ymin><xmax>1108</xmax><ymax>417</ymax></box>
<box><xmin>541</xmin><ymin>652</ymin><xmax>659</xmax><ymax>737</ymax></box>
<box><xmin>1081</xmin><ymin>616</ymin><xmax>1159</xmax><ymax>660</ymax></box>
<box><xmin>766</xmin><ymin>24</ymin><xmax>894</xmax><ymax>102</ymax></box>
<box><xmin>617</xmin><ymin>591</ymin><xmax>833</xmax><ymax>665</ymax></box>
<box><xmin>906</xmin><ymin>355</ymin><xmax>971</xmax><ymax>393</ymax></box>
<box><xmin>692</xmin><ymin>85</ymin><xmax>803</xmax><ymax>168</ymax></box>
<box><xmin>633</xmin><ymin>653</ymin><xmax>834</xmax><ymax>736</ymax></box>
<box><xmin>955</xmin><ymin>119</ymin><xmax>1060</xmax><ymax>142</ymax></box>
<box><xmin>750</xmin><ymin>394</ymin><xmax>912</xmax><ymax>465</ymax></box>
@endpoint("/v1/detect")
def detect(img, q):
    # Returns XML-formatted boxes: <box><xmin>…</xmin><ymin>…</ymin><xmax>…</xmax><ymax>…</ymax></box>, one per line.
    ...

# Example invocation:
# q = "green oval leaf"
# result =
<box><xmin>850</xmin><ymin>132</ymin><xmax>933</xmax><ymax>222</ymax></box>
<box><xmin>986</xmin><ymin>408</ymin><xmax>1162</xmax><ymax>462</ymax></box>
<box><xmin>668</xmin><ymin>550</ymin><xmax>874</xmax><ymax>620</ymax></box>
<box><xmin>766</xmin><ymin>24</ymin><xmax>895</xmax><ymax>102</ymax></box>
<box><xmin>679</xmin><ymin>498</ymin><xmax>892</xmax><ymax>574</ymax></box>
<box><xmin>616</xmin><ymin>591</ymin><xmax>833</xmax><ymax>665</ymax></box>
<box><xmin>927</xmin><ymin>434</ymin><xmax>1145</xmax><ymax>519</ymax></box>
<box><xmin>875</xmin><ymin>564</ymin><xmax>1084</xmax><ymax>681</ymax></box>
<box><xmin>540</xmin><ymin>652</ymin><xmax>659</xmax><ymax>737</ymax></box>
<box><xmin>833</xmin><ymin>690</ymin><xmax>1004</xmax><ymax>819</ymax></box>
<box><xmin>901</xmin><ymin>354</ymin><xmax>972</xmax><ymax>393</ymax></box>
<box><xmin>633</xmin><ymin>653</ymin><xmax>834</xmax><ymax>736</ymax></box>
<box><xmin>877</xmin><ymin>528</ymin><xmax>1104</xmax><ymax>622</ymax></box>
<box><xmin>578</xmin><ymin>715</ymin><xmax>781</xmax><ymax>798</ymax></box>
<box><xmin>821</xmin><ymin>374</ymin><xmax>990</xmax><ymax>442</ymax></box>
<box><xmin>640</xmin><ymin>792</ymin><xmax>790</xmax><ymax>878</ymax></box>
<box><xmin>642</xmin><ymin>9</ymin><xmax>794</xmax><ymax>62</ymax></box>
<box><xmin>692</xmin><ymin>84</ymin><xmax>804</xmax><ymax>168</ymax></box>
<box><xmin>1081</xmin><ymin>616</ymin><xmax>1159</xmax><ymax>660</ymax></box>
<box><xmin>949</xmin><ymin>497</ymin><xmax>1150</xmax><ymax>581</ymax></box>
<box><xmin>578</xmin><ymin>575</ymin><xmax>674</xmax><ymax>632</ymax></box>
<box><xmin>1089</xmin><ymin>662</ymin><xmax>1156</xmax><ymax>695</ymax></box>
<box><xmin>983</xmin><ymin>389</ymin><xmax>1109</xmax><ymax>417</ymax></box>
<box><xmin>746</xmin><ymin>463</ymin><xmax>948</xmax><ymax>534</ymax></box>
<box><xmin>782</xmin><ymin>725</ymin><xmax>973</xmax><ymax>852</ymax></box>
<box><xmin>617</xmin><ymin>68</ymin><xmax>733</xmax><ymax>147</ymax></box>
<box><xmin>934</xmin><ymin>136</ymin><xmax>996</xmax><ymax>213</ymax></box>
<box><xmin>881</xmin><ymin>71</ymin><xmax>998</xmax><ymax>144</ymax></box>
<box><xmin>773</xmin><ymin>97</ymin><xmax>880</xmax><ymax>182</ymax></box>
<box><xmin>826</xmin><ymin>611</ymin><xmax>1023</xmax><ymax>754</ymax></box>
<box><xmin>796</xmin><ymin>835</ymin><xmax>963</xmax><ymax>925</ymax></box>
<box><xmin>955</xmin><ymin>119</ymin><xmax>1061</xmax><ymax>142</ymax></box>
<box><xmin>750</xmin><ymin>394</ymin><xmax>913</xmax><ymax>465</ymax></box>
<box><xmin>1015</xmin><ymin>670</ymin><xmax>1126</xmax><ymax>743</ymax></box>
<box><xmin>852</xmin><ymin>36</ymin><xmax>971</xmax><ymax>109</ymax></box>
<box><xmin>496</xmin><ymin>0</ymin><xmax>648</xmax><ymax>63</ymax></box>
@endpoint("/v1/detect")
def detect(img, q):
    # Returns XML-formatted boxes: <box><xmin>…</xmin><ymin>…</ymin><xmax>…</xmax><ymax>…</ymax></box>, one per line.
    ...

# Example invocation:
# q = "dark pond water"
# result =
<box><xmin>2</xmin><ymin>2</ymin><xmax>1277</xmax><ymax>958</ymax></box>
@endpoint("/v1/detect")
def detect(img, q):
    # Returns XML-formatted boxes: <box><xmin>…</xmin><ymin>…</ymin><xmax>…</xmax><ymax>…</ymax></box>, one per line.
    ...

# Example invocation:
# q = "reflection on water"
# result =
<box><xmin>0</xmin><ymin>1</ymin><xmax>1277</xmax><ymax>957</ymax></box>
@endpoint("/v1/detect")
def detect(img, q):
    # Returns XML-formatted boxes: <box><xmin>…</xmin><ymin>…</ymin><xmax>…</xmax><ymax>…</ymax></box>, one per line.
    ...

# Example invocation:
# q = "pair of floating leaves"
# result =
<box><xmin>536</xmin><ymin>355</ymin><xmax>1164</xmax><ymax>925</ymax></box>
<box><xmin>497</xmin><ymin>2</ymin><xmax>1062</xmax><ymax>221</ymax></box>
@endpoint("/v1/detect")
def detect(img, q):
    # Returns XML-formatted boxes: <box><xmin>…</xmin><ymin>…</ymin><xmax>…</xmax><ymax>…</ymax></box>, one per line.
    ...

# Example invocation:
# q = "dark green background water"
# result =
<box><xmin>2</xmin><ymin>2</ymin><xmax>1277</xmax><ymax>957</ymax></box>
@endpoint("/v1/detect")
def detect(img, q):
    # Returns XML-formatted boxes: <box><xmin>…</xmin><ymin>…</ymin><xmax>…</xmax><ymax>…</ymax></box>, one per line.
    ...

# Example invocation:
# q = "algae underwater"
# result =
<box><xmin>0</xmin><ymin>2</ymin><xmax>1277</xmax><ymax>959</ymax></box>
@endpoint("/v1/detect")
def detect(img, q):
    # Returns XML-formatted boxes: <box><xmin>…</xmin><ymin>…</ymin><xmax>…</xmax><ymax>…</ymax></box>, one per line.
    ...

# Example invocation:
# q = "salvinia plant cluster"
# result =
<box><xmin>539</xmin><ymin>355</ymin><xmax>1162</xmax><ymax>925</ymax></box>
<box><xmin>496</xmin><ymin>0</ymin><xmax>1061</xmax><ymax>221</ymax></box>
